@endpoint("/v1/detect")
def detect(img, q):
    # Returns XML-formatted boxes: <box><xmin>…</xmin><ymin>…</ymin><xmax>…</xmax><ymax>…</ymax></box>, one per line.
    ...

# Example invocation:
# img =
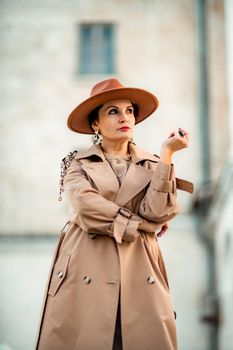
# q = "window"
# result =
<box><xmin>79</xmin><ymin>23</ymin><xmax>115</xmax><ymax>75</ymax></box>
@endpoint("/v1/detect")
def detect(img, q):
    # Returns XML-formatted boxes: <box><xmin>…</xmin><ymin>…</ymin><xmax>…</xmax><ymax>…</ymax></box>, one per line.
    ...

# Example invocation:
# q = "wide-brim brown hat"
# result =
<box><xmin>67</xmin><ymin>78</ymin><xmax>159</xmax><ymax>134</ymax></box>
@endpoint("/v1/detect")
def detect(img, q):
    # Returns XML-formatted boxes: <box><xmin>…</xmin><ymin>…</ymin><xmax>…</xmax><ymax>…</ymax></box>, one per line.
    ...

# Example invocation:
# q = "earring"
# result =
<box><xmin>92</xmin><ymin>130</ymin><xmax>100</xmax><ymax>144</ymax></box>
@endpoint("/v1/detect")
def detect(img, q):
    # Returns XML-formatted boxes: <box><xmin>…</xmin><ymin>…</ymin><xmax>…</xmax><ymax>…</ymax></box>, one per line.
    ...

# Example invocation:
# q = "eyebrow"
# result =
<box><xmin>105</xmin><ymin>105</ymin><xmax>133</xmax><ymax>111</ymax></box>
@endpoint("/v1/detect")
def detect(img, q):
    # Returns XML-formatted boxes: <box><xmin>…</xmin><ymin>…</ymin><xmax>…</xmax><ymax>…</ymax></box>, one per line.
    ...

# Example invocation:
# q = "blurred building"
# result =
<box><xmin>0</xmin><ymin>0</ymin><xmax>232</xmax><ymax>349</ymax></box>
<box><xmin>198</xmin><ymin>0</ymin><xmax>233</xmax><ymax>349</ymax></box>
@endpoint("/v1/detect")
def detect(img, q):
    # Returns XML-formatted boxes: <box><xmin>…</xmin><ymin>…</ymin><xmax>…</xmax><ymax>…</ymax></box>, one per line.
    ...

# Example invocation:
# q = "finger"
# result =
<box><xmin>175</xmin><ymin>130</ymin><xmax>190</xmax><ymax>147</ymax></box>
<box><xmin>178</xmin><ymin>128</ymin><xmax>190</xmax><ymax>139</ymax></box>
<box><xmin>157</xmin><ymin>230</ymin><xmax>165</xmax><ymax>237</ymax></box>
<box><xmin>168</xmin><ymin>131</ymin><xmax>175</xmax><ymax>138</ymax></box>
<box><xmin>157</xmin><ymin>223</ymin><xmax>169</xmax><ymax>237</ymax></box>
<box><xmin>178</xmin><ymin>128</ymin><xmax>185</xmax><ymax>137</ymax></box>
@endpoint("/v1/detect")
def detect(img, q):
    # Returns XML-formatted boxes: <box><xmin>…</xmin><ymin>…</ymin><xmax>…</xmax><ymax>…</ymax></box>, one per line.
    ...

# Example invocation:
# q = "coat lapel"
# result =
<box><xmin>80</xmin><ymin>161</ymin><xmax>120</xmax><ymax>202</ymax></box>
<box><xmin>113</xmin><ymin>142</ymin><xmax>157</xmax><ymax>207</ymax></box>
<box><xmin>76</xmin><ymin>143</ymin><xmax>157</xmax><ymax>206</ymax></box>
<box><xmin>76</xmin><ymin>144</ymin><xmax>120</xmax><ymax>201</ymax></box>
<box><xmin>75</xmin><ymin>142</ymin><xmax>193</xmax><ymax>207</ymax></box>
<box><xmin>81</xmin><ymin>161</ymin><xmax>154</xmax><ymax>207</ymax></box>
<box><xmin>114</xmin><ymin>163</ymin><xmax>153</xmax><ymax>207</ymax></box>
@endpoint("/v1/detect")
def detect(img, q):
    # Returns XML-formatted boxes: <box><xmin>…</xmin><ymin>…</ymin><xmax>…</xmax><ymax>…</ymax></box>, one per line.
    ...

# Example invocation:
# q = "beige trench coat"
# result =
<box><xmin>36</xmin><ymin>142</ymin><xmax>193</xmax><ymax>350</ymax></box>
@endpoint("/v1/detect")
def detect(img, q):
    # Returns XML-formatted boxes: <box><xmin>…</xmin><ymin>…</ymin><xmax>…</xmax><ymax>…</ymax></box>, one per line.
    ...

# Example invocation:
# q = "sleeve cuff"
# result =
<box><xmin>123</xmin><ymin>215</ymin><xmax>141</xmax><ymax>242</ymax></box>
<box><xmin>150</xmin><ymin>161</ymin><xmax>176</xmax><ymax>193</ymax></box>
<box><xmin>151</xmin><ymin>178</ymin><xmax>175</xmax><ymax>193</ymax></box>
<box><xmin>111</xmin><ymin>209</ymin><xmax>141</xmax><ymax>243</ymax></box>
<box><xmin>155</xmin><ymin>161</ymin><xmax>173</xmax><ymax>181</ymax></box>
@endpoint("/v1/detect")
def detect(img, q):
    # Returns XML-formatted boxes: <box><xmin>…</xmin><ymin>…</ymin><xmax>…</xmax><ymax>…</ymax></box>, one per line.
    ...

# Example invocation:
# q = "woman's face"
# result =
<box><xmin>93</xmin><ymin>99</ymin><xmax>136</xmax><ymax>143</ymax></box>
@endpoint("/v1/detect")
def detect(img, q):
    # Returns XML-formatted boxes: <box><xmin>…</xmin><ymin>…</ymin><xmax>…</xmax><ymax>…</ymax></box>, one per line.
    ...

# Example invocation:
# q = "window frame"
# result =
<box><xmin>77</xmin><ymin>22</ymin><xmax>116</xmax><ymax>76</ymax></box>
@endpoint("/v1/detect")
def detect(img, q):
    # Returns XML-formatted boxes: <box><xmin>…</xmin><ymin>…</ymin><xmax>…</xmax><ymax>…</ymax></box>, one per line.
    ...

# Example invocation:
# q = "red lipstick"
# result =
<box><xmin>118</xmin><ymin>126</ymin><xmax>130</xmax><ymax>131</ymax></box>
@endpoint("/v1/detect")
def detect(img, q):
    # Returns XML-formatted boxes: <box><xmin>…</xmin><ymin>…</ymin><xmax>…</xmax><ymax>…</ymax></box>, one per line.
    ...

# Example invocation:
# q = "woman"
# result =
<box><xmin>36</xmin><ymin>78</ymin><xmax>193</xmax><ymax>350</ymax></box>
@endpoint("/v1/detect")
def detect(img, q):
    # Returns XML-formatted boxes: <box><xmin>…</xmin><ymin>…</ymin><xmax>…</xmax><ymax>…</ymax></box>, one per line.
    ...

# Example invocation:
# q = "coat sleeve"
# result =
<box><xmin>139</xmin><ymin>160</ymin><xmax>179</xmax><ymax>223</ymax></box>
<box><xmin>64</xmin><ymin>159</ymin><xmax>142</xmax><ymax>244</ymax></box>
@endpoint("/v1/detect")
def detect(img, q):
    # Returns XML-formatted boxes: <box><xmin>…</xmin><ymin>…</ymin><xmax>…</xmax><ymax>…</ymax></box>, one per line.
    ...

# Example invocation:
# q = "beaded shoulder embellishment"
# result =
<box><xmin>58</xmin><ymin>150</ymin><xmax>78</xmax><ymax>201</ymax></box>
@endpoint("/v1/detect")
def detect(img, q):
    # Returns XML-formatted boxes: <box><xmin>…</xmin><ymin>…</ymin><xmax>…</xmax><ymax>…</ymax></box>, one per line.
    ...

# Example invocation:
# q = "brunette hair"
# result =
<box><xmin>88</xmin><ymin>105</ymin><xmax>103</xmax><ymax>131</ymax></box>
<box><xmin>88</xmin><ymin>102</ymin><xmax>139</xmax><ymax>131</ymax></box>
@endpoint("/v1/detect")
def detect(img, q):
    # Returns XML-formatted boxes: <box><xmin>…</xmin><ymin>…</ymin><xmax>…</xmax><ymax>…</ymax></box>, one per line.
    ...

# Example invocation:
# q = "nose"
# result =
<box><xmin>119</xmin><ymin>111</ymin><xmax>129</xmax><ymax>123</ymax></box>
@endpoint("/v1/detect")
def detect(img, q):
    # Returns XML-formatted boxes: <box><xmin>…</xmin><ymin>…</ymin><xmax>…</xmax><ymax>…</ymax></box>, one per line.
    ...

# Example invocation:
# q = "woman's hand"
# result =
<box><xmin>160</xmin><ymin>128</ymin><xmax>190</xmax><ymax>165</ymax></box>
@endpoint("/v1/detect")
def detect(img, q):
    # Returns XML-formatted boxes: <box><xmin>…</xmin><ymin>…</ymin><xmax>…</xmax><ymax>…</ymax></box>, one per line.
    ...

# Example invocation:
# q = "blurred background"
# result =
<box><xmin>0</xmin><ymin>0</ymin><xmax>232</xmax><ymax>349</ymax></box>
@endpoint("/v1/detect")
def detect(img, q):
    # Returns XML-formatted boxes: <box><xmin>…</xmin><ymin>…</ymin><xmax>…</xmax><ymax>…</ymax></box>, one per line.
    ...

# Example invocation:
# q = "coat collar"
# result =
<box><xmin>75</xmin><ymin>143</ymin><xmax>105</xmax><ymax>162</ymax></box>
<box><xmin>75</xmin><ymin>142</ymin><xmax>156</xmax><ymax>206</ymax></box>
<box><xmin>75</xmin><ymin>142</ymin><xmax>159</xmax><ymax>164</ymax></box>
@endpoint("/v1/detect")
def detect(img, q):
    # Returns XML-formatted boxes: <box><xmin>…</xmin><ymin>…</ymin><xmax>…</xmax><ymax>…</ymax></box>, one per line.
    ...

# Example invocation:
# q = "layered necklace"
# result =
<box><xmin>101</xmin><ymin>145</ymin><xmax>132</xmax><ymax>183</ymax></box>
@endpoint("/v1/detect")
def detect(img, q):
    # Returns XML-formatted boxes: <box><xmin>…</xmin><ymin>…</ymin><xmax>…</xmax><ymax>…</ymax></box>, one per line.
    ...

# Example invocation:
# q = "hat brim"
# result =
<box><xmin>67</xmin><ymin>87</ymin><xmax>159</xmax><ymax>134</ymax></box>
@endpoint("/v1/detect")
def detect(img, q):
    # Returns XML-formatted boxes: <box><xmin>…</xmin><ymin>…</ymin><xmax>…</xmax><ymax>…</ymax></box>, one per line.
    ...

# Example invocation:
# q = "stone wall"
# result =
<box><xmin>0</xmin><ymin>0</ymin><xmax>202</xmax><ymax>234</ymax></box>
<box><xmin>0</xmin><ymin>1</ymin><xmax>229</xmax><ymax>349</ymax></box>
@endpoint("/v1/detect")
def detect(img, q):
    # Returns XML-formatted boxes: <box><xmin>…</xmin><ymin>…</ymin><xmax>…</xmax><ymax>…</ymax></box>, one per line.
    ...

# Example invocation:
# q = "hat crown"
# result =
<box><xmin>90</xmin><ymin>79</ymin><xmax>124</xmax><ymax>97</ymax></box>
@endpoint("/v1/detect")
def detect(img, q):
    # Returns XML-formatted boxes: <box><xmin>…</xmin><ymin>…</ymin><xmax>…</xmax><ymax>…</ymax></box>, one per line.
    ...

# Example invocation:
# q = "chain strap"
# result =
<box><xmin>58</xmin><ymin>150</ymin><xmax>78</xmax><ymax>201</ymax></box>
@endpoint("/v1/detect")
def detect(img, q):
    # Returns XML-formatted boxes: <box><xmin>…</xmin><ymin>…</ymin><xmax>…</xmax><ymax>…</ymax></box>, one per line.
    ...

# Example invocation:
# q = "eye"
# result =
<box><xmin>108</xmin><ymin>108</ymin><xmax>118</xmax><ymax>115</ymax></box>
<box><xmin>127</xmin><ymin>107</ymin><xmax>134</xmax><ymax>114</ymax></box>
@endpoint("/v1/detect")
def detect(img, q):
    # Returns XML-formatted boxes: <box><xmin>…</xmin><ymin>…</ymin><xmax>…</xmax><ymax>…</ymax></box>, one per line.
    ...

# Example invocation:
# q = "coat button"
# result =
<box><xmin>84</xmin><ymin>276</ymin><xmax>91</xmax><ymax>284</ymax></box>
<box><xmin>57</xmin><ymin>271</ymin><xmax>64</xmax><ymax>279</ymax></box>
<box><xmin>147</xmin><ymin>276</ymin><xmax>156</xmax><ymax>284</ymax></box>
